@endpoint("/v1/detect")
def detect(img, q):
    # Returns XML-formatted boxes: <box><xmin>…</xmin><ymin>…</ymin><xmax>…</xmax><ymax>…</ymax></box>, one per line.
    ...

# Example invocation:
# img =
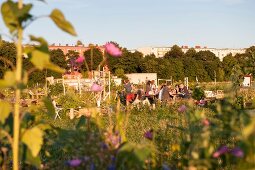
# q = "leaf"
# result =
<box><xmin>1</xmin><ymin>1</ymin><xmax>33</xmax><ymax>33</ymax></box>
<box><xmin>21</xmin><ymin>145</ymin><xmax>41</xmax><ymax>168</ymax></box>
<box><xmin>0</xmin><ymin>71</ymin><xmax>16</xmax><ymax>88</ymax></box>
<box><xmin>31</xmin><ymin>49</ymin><xmax>50</xmax><ymax>70</ymax></box>
<box><xmin>243</xmin><ymin>117</ymin><xmax>255</xmax><ymax>138</ymax></box>
<box><xmin>76</xmin><ymin>116</ymin><xmax>86</xmax><ymax>129</ymax></box>
<box><xmin>22</xmin><ymin>126</ymin><xmax>44</xmax><ymax>157</ymax></box>
<box><xmin>30</xmin><ymin>35</ymin><xmax>48</xmax><ymax>47</ymax></box>
<box><xmin>43</xmin><ymin>97</ymin><xmax>55</xmax><ymax>115</ymax></box>
<box><xmin>50</xmin><ymin>9</ymin><xmax>77</xmax><ymax>36</ymax></box>
<box><xmin>45</xmin><ymin>62</ymin><xmax>65</xmax><ymax>73</ymax></box>
<box><xmin>1</xmin><ymin>1</ymin><xmax>18</xmax><ymax>33</ymax></box>
<box><xmin>0</xmin><ymin>101</ymin><xmax>11</xmax><ymax>124</ymax></box>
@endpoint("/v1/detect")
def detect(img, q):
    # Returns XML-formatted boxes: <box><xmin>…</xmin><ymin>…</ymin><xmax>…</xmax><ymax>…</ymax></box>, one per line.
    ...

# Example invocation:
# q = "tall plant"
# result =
<box><xmin>0</xmin><ymin>0</ymin><xmax>76</xmax><ymax>169</ymax></box>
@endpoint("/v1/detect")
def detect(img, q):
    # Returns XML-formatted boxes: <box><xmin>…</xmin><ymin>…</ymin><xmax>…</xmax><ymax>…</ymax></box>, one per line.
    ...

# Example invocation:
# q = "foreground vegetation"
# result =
<box><xmin>0</xmin><ymin>0</ymin><xmax>255</xmax><ymax>170</ymax></box>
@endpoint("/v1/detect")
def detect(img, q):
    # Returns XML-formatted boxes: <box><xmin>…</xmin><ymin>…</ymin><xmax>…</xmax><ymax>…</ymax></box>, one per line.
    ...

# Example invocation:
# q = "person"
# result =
<box><xmin>151</xmin><ymin>80</ymin><xmax>157</xmax><ymax>94</ymax></box>
<box><xmin>124</xmin><ymin>79</ymin><xmax>134</xmax><ymax>105</ymax></box>
<box><xmin>161</xmin><ymin>85</ymin><xmax>171</xmax><ymax>102</ymax></box>
<box><xmin>158</xmin><ymin>84</ymin><xmax>165</xmax><ymax>101</ymax></box>
<box><xmin>179</xmin><ymin>84</ymin><xmax>190</xmax><ymax>98</ymax></box>
<box><xmin>145</xmin><ymin>80</ymin><xmax>152</xmax><ymax>95</ymax></box>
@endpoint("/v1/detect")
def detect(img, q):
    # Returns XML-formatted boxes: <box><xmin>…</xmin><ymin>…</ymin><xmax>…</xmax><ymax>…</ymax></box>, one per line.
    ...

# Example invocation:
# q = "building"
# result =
<box><xmin>48</xmin><ymin>44</ymin><xmax>104</xmax><ymax>55</ymax></box>
<box><xmin>137</xmin><ymin>46</ymin><xmax>246</xmax><ymax>61</ymax></box>
<box><xmin>125</xmin><ymin>73</ymin><xmax>157</xmax><ymax>85</ymax></box>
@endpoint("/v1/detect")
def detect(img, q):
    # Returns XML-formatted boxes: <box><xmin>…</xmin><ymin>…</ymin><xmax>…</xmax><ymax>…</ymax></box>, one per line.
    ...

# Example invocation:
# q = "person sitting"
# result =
<box><xmin>179</xmin><ymin>84</ymin><xmax>190</xmax><ymax>99</ymax></box>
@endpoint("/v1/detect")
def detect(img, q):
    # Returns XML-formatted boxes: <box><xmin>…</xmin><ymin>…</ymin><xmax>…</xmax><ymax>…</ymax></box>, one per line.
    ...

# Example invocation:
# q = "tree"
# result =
<box><xmin>66</xmin><ymin>50</ymin><xmax>79</xmax><ymax>72</ymax></box>
<box><xmin>140</xmin><ymin>54</ymin><xmax>158</xmax><ymax>73</ymax></box>
<box><xmin>76</xmin><ymin>40</ymin><xmax>83</xmax><ymax>46</ymax></box>
<box><xmin>0</xmin><ymin>40</ymin><xmax>16</xmax><ymax>78</ymax></box>
<box><xmin>83</xmin><ymin>47</ymin><xmax>103</xmax><ymax>71</ymax></box>
<box><xmin>195</xmin><ymin>51</ymin><xmax>220</xmax><ymax>81</ymax></box>
<box><xmin>108</xmin><ymin>49</ymin><xmax>142</xmax><ymax>74</ymax></box>
<box><xmin>164</xmin><ymin>45</ymin><xmax>184</xmax><ymax>59</ymax></box>
<box><xmin>184</xmin><ymin>48</ymin><xmax>196</xmax><ymax>58</ymax></box>
<box><xmin>222</xmin><ymin>54</ymin><xmax>238</xmax><ymax>80</ymax></box>
<box><xmin>47</xmin><ymin>49</ymin><xmax>67</xmax><ymax>78</ymax></box>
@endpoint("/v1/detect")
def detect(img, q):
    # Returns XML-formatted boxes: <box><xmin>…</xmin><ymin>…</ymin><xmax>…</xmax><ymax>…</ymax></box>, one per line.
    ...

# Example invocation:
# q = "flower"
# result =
<box><xmin>177</xmin><ymin>105</ymin><xmax>187</xmax><ymax>113</ymax></box>
<box><xmin>213</xmin><ymin>145</ymin><xmax>229</xmax><ymax>158</ymax></box>
<box><xmin>91</xmin><ymin>83</ymin><xmax>102</xmax><ymax>92</ymax></box>
<box><xmin>230</xmin><ymin>147</ymin><xmax>244</xmax><ymax>158</ymax></box>
<box><xmin>66</xmin><ymin>159</ymin><xmax>82</xmax><ymax>167</ymax></box>
<box><xmin>202</xmin><ymin>118</ymin><xmax>210</xmax><ymax>126</ymax></box>
<box><xmin>144</xmin><ymin>129</ymin><xmax>153</xmax><ymax>140</ymax></box>
<box><xmin>105</xmin><ymin>42</ymin><xmax>122</xmax><ymax>57</ymax></box>
<box><xmin>75</xmin><ymin>56</ymin><xmax>85</xmax><ymax>63</ymax></box>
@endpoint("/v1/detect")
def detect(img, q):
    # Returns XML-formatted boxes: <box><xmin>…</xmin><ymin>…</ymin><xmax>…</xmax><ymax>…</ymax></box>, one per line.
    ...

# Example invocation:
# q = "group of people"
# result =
<box><xmin>122</xmin><ymin>79</ymin><xmax>190</xmax><ymax>106</ymax></box>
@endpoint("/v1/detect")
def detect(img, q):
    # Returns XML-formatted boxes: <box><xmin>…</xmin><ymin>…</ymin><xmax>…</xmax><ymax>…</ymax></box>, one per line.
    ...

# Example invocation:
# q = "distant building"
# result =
<box><xmin>48</xmin><ymin>44</ymin><xmax>104</xmax><ymax>55</ymax></box>
<box><xmin>125</xmin><ymin>73</ymin><xmax>157</xmax><ymax>85</ymax></box>
<box><xmin>137</xmin><ymin>46</ymin><xmax>246</xmax><ymax>61</ymax></box>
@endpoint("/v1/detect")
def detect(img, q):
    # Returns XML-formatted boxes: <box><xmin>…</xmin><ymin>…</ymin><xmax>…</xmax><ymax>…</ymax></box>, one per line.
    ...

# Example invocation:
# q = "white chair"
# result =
<box><xmin>53</xmin><ymin>100</ymin><xmax>63</xmax><ymax>120</ymax></box>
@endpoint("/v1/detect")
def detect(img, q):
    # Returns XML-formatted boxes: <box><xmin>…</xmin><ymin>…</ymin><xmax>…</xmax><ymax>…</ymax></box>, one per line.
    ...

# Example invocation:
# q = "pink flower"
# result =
<box><xmin>75</xmin><ymin>56</ymin><xmax>85</xmax><ymax>63</ymax></box>
<box><xmin>91</xmin><ymin>83</ymin><xmax>102</xmax><ymax>92</ymax></box>
<box><xmin>177</xmin><ymin>105</ymin><xmax>187</xmax><ymax>113</ymax></box>
<box><xmin>213</xmin><ymin>146</ymin><xmax>229</xmax><ymax>158</ymax></box>
<box><xmin>105</xmin><ymin>42</ymin><xmax>122</xmax><ymax>57</ymax></box>
<box><xmin>202</xmin><ymin>118</ymin><xmax>210</xmax><ymax>126</ymax></box>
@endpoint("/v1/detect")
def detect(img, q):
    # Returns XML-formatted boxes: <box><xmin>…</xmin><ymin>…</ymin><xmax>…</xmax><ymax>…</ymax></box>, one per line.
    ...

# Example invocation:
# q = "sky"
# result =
<box><xmin>0</xmin><ymin>0</ymin><xmax>255</xmax><ymax>49</ymax></box>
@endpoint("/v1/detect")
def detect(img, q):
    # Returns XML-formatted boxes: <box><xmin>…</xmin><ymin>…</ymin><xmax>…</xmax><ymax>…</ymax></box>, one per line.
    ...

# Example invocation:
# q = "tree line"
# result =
<box><xmin>0</xmin><ymin>40</ymin><xmax>254</xmax><ymax>85</ymax></box>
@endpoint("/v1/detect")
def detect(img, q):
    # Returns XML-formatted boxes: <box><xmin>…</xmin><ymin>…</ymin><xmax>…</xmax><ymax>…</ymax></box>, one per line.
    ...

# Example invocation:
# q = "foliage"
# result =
<box><xmin>0</xmin><ymin>0</ymin><xmax>76</xmax><ymax>169</ymax></box>
<box><xmin>83</xmin><ymin>47</ymin><xmax>103</xmax><ymax>71</ymax></box>
<box><xmin>48</xmin><ymin>83</ymin><xmax>63</xmax><ymax>97</ymax></box>
<box><xmin>192</xmin><ymin>87</ymin><xmax>205</xmax><ymax>100</ymax></box>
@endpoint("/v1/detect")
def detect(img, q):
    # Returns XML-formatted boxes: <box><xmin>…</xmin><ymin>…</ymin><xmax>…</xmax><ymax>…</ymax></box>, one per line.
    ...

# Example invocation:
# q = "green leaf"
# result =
<box><xmin>243</xmin><ymin>117</ymin><xmax>255</xmax><ymax>138</ymax></box>
<box><xmin>30</xmin><ymin>35</ymin><xmax>48</xmax><ymax>47</ymax></box>
<box><xmin>1</xmin><ymin>1</ymin><xmax>33</xmax><ymax>33</ymax></box>
<box><xmin>22</xmin><ymin>126</ymin><xmax>44</xmax><ymax>157</ymax></box>
<box><xmin>50</xmin><ymin>9</ymin><xmax>77</xmax><ymax>36</ymax></box>
<box><xmin>31</xmin><ymin>49</ymin><xmax>50</xmax><ymax>70</ymax></box>
<box><xmin>76</xmin><ymin>116</ymin><xmax>86</xmax><ymax>129</ymax></box>
<box><xmin>0</xmin><ymin>71</ymin><xmax>16</xmax><ymax>88</ymax></box>
<box><xmin>45</xmin><ymin>62</ymin><xmax>65</xmax><ymax>73</ymax></box>
<box><xmin>1</xmin><ymin>1</ymin><xmax>18</xmax><ymax>33</ymax></box>
<box><xmin>43</xmin><ymin>97</ymin><xmax>55</xmax><ymax>115</ymax></box>
<box><xmin>0</xmin><ymin>101</ymin><xmax>11</xmax><ymax>124</ymax></box>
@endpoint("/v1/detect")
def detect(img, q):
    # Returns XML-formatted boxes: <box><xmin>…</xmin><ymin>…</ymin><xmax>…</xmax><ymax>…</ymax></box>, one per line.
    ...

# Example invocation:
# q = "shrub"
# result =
<box><xmin>192</xmin><ymin>87</ymin><xmax>205</xmax><ymax>100</ymax></box>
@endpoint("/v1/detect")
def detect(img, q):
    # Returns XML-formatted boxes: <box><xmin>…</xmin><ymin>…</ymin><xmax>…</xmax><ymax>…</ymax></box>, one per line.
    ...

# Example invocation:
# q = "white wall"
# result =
<box><xmin>125</xmin><ymin>73</ymin><xmax>157</xmax><ymax>85</ymax></box>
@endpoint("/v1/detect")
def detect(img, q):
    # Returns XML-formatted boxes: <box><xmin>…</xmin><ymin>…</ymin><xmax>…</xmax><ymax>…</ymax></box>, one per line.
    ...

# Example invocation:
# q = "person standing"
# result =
<box><xmin>145</xmin><ymin>80</ymin><xmax>152</xmax><ymax>96</ymax></box>
<box><xmin>124</xmin><ymin>79</ymin><xmax>134</xmax><ymax>105</ymax></box>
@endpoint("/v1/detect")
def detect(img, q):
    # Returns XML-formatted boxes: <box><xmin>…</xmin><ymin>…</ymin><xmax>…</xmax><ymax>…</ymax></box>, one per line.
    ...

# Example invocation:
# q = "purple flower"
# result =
<box><xmin>105</xmin><ymin>42</ymin><xmax>122</xmax><ymax>57</ymax></box>
<box><xmin>230</xmin><ymin>147</ymin><xmax>244</xmax><ymax>158</ymax></box>
<box><xmin>177</xmin><ymin>105</ymin><xmax>187</xmax><ymax>113</ymax></box>
<box><xmin>213</xmin><ymin>146</ymin><xmax>229</xmax><ymax>158</ymax></box>
<box><xmin>144</xmin><ymin>129</ymin><xmax>153</xmax><ymax>140</ymax></box>
<box><xmin>66</xmin><ymin>159</ymin><xmax>82</xmax><ymax>167</ymax></box>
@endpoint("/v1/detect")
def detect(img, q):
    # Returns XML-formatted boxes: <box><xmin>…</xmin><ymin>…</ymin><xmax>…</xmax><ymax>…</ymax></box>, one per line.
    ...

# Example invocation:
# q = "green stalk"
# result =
<box><xmin>13</xmin><ymin>1</ymin><xmax>23</xmax><ymax>170</ymax></box>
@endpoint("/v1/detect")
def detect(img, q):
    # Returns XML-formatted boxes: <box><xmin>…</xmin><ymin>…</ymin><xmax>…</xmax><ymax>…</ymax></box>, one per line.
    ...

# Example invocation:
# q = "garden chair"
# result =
<box><xmin>52</xmin><ymin>100</ymin><xmax>63</xmax><ymax>120</ymax></box>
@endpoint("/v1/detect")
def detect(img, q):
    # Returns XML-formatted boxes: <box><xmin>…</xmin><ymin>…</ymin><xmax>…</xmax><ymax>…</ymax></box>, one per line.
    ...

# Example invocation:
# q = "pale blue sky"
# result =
<box><xmin>0</xmin><ymin>0</ymin><xmax>255</xmax><ymax>49</ymax></box>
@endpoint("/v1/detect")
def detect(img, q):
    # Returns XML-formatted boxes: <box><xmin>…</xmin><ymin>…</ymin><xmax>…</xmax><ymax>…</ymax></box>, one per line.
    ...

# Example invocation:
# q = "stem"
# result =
<box><xmin>13</xmin><ymin>1</ymin><xmax>23</xmax><ymax>170</ymax></box>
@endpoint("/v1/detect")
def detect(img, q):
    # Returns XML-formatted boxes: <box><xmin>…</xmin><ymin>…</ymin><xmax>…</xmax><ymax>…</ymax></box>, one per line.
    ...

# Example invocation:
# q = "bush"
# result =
<box><xmin>192</xmin><ymin>86</ymin><xmax>205</xmax><ymax>100</ymax></box>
